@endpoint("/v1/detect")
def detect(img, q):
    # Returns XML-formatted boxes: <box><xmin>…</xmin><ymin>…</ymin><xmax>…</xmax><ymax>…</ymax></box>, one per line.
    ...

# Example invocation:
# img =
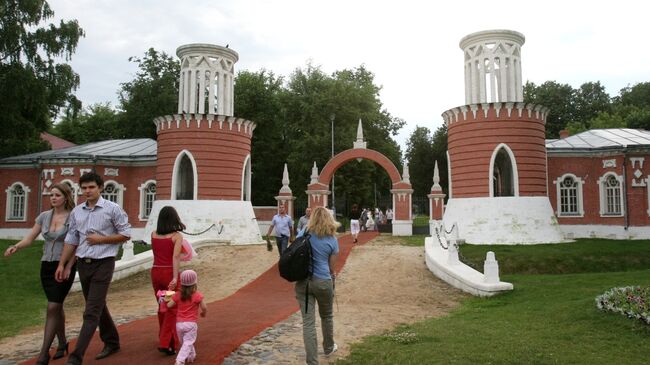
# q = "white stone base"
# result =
<box><xmin>560</xmin><ymin>225</ymin><xmax>650</xmax><ymax>240</ymax></box>
<box><xmin>392</xmin><ymin>220</ymin><xmax>413</xmax><ymax>236</ymax></box>
<box><xmin>143</xmin><ymin>200</ymin><xmax>264</xmax><ymax>245</ymax></box>
<box><xmin>424</xmin><ymin>236</ymin><xmax>513</xmax><ymax>297</ymax></box>
<box><xmin>443</xmin><ymin>197</ymin><xmax>566</xmax><ymax>244</ymax></box>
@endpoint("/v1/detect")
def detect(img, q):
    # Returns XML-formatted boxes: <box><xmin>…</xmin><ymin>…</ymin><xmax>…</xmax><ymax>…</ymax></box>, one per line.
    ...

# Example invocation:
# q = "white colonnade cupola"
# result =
<box><xmin>460</xmin><ymin>30</ymin><xmax>525</xmax><ymax>105</ymax></box>
<box><xmin>176</xmin><ymin>44</ymin><xmax>238</xmax><ymax>116</ymax></box>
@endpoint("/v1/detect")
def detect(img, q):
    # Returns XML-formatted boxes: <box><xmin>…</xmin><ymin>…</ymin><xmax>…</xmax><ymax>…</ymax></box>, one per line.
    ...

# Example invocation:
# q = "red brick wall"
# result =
<box><xmin>547</xmin><ymin>153</ymin><xmax>650</xmax><ymax>227</ymax></box>
<box><xmin>1</xmin><ymin>164</ymin><xmax>156</xmax><ymax>229</ymax></box>
<box><xmin>447</xmin><ymin>103</ymin><xmax>548</xmax><ymax>198</ymax></box>
<box><xmin>156</xmin><ymin>115</ymin><xmax>253</xmax><ymax>200</ymax></box>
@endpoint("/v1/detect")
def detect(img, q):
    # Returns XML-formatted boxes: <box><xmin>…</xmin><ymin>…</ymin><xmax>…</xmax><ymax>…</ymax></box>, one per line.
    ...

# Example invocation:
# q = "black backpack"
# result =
<box><xmin>278</xmin><ymin>232</ymin><xmax>312</xmax><ymax>282</ymax></box>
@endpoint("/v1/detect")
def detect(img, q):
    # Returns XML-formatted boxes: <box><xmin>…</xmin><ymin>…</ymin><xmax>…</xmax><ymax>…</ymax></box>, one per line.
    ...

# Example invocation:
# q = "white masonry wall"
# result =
<box><xmin>143</xmin><ymin>200</ymin><xmax>264</xmax><ymax>245</ymax></box>
<box><xmin>443</xmin><ymin>196</ymin><xmax>566</xmax><ymax>244</ymax></box>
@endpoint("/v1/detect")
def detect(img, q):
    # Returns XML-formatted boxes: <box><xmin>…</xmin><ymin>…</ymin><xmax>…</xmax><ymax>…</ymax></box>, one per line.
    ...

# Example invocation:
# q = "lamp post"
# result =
<box><xmin>330</xmin><ymin>114</ymin><xmax>336</xmax><ymax>216</ymax></box>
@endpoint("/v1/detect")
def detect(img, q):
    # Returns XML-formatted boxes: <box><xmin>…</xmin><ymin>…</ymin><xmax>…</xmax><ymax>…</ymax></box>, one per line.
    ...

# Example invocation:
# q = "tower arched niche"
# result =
<box><xmin>171</xmin><ymin>149</ymin><xmax>198</xmax><ymax>200</ymax></box>
<box><xmin>241</xmin><ymin>154</ymin><xmax>251</xmax><ymax>201</ymax></box>
<box><xmin>488</xmin><ymin>143</ymin><xmax>519</xmax><ymax>197</ymax></box>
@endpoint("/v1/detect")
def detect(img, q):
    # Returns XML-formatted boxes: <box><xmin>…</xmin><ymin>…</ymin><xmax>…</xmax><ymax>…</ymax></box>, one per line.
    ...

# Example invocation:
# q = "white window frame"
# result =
<box><xmin>5</xmin><ymin>182</ymin><xmax>31</xmax><ymax>222</ymax></box>
<box><xmin>598</xmin><ymin>172</ymin><xmax>624</xmax><ymax>217</ymax></box>
<box><xmin>171</xmin><ymin>149</ymin><xmax>198</xmax><ymax>200</ymax></box>
<box><xmin>138</xmin><ymin>180</ymin><xmax>157</xmax><ymax>221</ymax></box>
<box><xmin>241</xmin><ymin>154</ymin><xmax>251</xmax><ymax>201</ymax></box>
<box><xmin>446</xmin><ymin>150</ymin><xmax>452</xmax><ymax>199</ymax></box>
<box><xmin>647</xmin><ymin>175</ymin><xmax>650</xmax><ymax>217</ymax></box>
<box><xmin>553</xmin><ymin>173</ymin><xmax>584</xmax><ymax>217</ymax></box>
<box><xmin>101</xmin><ymin>180</ymin><xmax>125</xmax><ymax>206</ymax></box>
<box><xmin>488</xmin><ymin>143</ymin><xmax>519</xmax><ymax>197</ymax></box>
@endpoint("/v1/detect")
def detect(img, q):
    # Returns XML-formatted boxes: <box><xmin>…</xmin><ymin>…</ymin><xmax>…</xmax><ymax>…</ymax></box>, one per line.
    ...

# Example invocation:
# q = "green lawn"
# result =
<box><xmin>0</xmin><ymin>239</ymin><xmax>150</xmax><ymax>339</ymax></box>
<box><xmin>338</xmin><ymin>237</ymin><xmax>650</xmax><ymax>364</ymax></box>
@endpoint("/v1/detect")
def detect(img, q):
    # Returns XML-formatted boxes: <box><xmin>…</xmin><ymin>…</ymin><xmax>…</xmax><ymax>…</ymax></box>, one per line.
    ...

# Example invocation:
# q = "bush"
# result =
<box><xmin>596</xmin><ymin>286</ymin><xmax>650</xmax><ymax>326</ymax></box>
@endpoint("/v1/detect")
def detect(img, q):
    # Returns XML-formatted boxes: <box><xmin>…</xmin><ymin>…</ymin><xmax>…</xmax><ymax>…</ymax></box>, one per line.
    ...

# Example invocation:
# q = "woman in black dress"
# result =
<box><xmin>4</xmin><ymin>183</ymin><xmax>77</xmax><ymax>364</ymax></box>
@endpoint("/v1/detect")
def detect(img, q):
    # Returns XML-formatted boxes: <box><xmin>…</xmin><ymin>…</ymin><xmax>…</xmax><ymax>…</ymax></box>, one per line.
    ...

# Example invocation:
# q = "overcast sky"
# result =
<box><xmin>49</xmin><ymin>0</ymin><xmax>649</xmax><ymax>150</ymax></box>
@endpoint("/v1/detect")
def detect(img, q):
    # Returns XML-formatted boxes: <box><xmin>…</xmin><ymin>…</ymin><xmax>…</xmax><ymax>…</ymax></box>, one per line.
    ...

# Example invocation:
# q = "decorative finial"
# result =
<box><xmin>431</xmin><ymin>161</ymin><xmax>442</xmax><ymax>192</ymax></box>
<box><xmin>280</xmin><ymin>163</ymin><xmax>292</xmax><ymax>193</ymax></box>
<box><xmin>310</xmin><ymin>162</ymin><xmax>319</xmax><ymax>184</ymax></box>
<box><xmin>402</xmin><ymin>162</ymin><xmax>410</xmax><ymax>184</ymax></box>
<box><xmin>353</xmin><ymin>118</ymin><xmax>367</xmax><ymax>150</ymax></box>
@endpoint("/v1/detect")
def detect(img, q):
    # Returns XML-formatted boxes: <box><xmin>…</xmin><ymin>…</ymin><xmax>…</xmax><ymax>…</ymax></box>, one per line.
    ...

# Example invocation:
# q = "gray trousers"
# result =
<box><xmin>295</xmin><ymin>278</ymin><xmax>335</xmax><ymax>365</ymax></box>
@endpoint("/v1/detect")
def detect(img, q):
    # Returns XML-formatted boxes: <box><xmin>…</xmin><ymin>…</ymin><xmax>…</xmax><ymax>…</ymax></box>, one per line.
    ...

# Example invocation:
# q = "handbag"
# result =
<box><xmin>180</xmin><ymin>239</ymin><xmax>197</xmax><ymax>261</ymax></box>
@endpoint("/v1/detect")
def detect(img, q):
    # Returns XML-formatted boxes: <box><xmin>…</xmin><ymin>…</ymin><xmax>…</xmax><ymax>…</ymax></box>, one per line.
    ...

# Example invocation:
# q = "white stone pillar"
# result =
<box><xmin>176</xmin><ymin>44</ymin><xmax>239</xmax><ymax>116</ymax></box>
<box><xmin>459</xmin><ymin>30</ymin><xmax>525</xmax><ymax>104</ymax></box>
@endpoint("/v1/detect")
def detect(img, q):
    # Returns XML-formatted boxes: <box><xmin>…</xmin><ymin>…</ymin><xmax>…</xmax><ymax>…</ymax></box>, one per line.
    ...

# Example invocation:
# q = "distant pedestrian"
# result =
<box><xmin>386</xmin><ymin>208</ymin><xmax>394</xmax><ymax>225</ymax></box>
<box><xmin>167</xmin><ymin>270</ymin><xmax>207</xmax><ymax>365</ymax></box>
<box><xmin>297</xmin><ymin>207</ymin><xmax>312</xmax><ymax>235</ymax></box>
<box><xmin>266</xmin><ymin>205</ymin><xmax>293</xmax><ymax>255</ymax></box>
<box><xmin>348</xmin><ymin>204</ymin><xmax>360</xmax><ymax>243</ymax></box>
<box><xmin>295</xmin><ymin>207</ymin><xmax>339</xmax><ymax>364</ymax></box>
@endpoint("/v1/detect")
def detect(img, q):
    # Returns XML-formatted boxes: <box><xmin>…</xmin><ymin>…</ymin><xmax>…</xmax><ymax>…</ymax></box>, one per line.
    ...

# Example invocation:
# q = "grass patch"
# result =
<box><xmin>0</xmin><ymin>239</ymin><xmax>48</xmax><ymax>338</ymax></box>
<box><xmin>338</xmin><ymin>270</ymin><xmax>650</xmax><ymax>365</ymax></box>
<box><xmin>458</xmin><ymin>239</ymin><xmax>650</xmax><ymax>274</ymax></box>
<box><xmin>0</xmin><ymin>239</ymin><xmax>150</xmax><ymax>339</ymax></box>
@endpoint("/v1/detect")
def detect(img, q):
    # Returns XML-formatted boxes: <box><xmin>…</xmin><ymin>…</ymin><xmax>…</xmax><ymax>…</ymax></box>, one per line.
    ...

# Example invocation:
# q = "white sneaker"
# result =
<box><xmin>325</xmin><ymin>343</ymin><xmax>338</xmax><ymax>357</ymax></box>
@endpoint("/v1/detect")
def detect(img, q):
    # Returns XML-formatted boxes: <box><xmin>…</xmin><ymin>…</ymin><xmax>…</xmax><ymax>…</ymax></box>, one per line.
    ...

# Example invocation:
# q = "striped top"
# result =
<box><xmin>64</xmin><ymin>197</ymin><xmax>131</xmax><ymax>259</ymax></box>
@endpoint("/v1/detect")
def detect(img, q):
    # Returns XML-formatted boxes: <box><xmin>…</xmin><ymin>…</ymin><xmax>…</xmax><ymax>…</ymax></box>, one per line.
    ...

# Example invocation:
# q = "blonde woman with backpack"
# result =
<box><xmin>295</xmin><ymin>206</ymin><xmax>340</xmax><ymax>364</ymax></box>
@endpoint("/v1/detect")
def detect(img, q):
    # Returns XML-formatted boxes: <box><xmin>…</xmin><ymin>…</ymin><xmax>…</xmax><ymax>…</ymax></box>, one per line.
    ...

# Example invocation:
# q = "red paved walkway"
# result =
<box><xmin>20</xmin><ymin>231</ymin><xmax>378</xmax><ymax>365</ymax></box>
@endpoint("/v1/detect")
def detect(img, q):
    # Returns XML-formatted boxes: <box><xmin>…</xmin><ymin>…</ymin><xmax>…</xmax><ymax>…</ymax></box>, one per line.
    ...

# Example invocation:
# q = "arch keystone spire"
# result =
<box><xmin>353</xmin><ymin>119</ymin><xmax>367</xmax><ymax>150</ymax></box>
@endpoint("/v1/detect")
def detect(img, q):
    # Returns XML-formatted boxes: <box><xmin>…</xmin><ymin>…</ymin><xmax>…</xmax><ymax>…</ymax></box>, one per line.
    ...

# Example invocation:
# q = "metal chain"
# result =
<box><xmin>433</xmin><ymin>223</ymin><xmax>479</xmax><ymax>270</ymax></box>
<box><xmin>182</xmin><ymin>223</ymin><xmax>223</xmax><ymax>236</ymax></box>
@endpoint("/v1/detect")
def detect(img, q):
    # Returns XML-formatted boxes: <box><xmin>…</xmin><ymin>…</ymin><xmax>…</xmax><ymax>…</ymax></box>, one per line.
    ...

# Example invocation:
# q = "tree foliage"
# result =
<box><xmin>53</xmin><ymin>102</ymin><xmax>120</xmax><ymax>144</ymax></box>
<box><xmin>117</xmin><ymin>48</ymin><xmax>180</xmax><ymax>139</ymax></box>
<box><xmin>0</xmin><ymin>0</ymin><xmax>84</xmax><ymax>158</ymax></box>
<box><xmin>235</xmin><ymin>64</ymin><xmax>404</xmax><ymax>209</ymax></box>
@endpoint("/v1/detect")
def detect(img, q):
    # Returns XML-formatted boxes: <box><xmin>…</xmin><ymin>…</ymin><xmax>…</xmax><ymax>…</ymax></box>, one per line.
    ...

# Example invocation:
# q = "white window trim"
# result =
<box><xmin>138</xmin><ymin>180</ymin><xmax>156</xmax><ymax>221</ymax></box>
<box><xmin>488</xmin><ymin>143</ymin><xmax>519</xmax><ymax>197</ymax></box>
<box><xmin>597</xmin><ymin>172</ymin><xmax>624</xmax><ymax>217</ymax></box>
<box><xmin>59</xmin><ymin>179</ymin><xmax>80</xmax><ymax>205</ymax></box>
<box><xmin>241</xmin><ymin>154</ymin><xmax>251</xmax><ymax>201</ymax></box>
<box><xmin>5</xmin><ymin>182</ymin><xmax>31</xmax><ymax>222</ymax></box>
<box><xmin>171</xmin><ymin>149</ymin><xmax>198</xmax><ymax>200</ymax></box>
<box><xmin>102</xmin><ymin>179</ymin><xmax>126</xmax><ymax>207</ymax></box>
<box><xmin>553</xmin><ymin>173</ymin><xmax>584</xmax><ymax>218</ymax></box>
<box><xmin>647</xmin><ymin>175</ymin><xmax>650</xmax><ymax>217</ymax></box>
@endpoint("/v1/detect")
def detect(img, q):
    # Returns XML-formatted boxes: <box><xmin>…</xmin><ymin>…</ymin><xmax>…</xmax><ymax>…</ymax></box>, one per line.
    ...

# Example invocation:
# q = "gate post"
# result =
<box><xmin>391</xmin><ymin>164</ymin><xmax>413</xmax><ymax>236</ymax></box>
<box><xmin>276</xmin><ymin>163</ymin><xmax>295</xmax><ymax>218</ymax></box>
<box><xmin>428</xmin><ymin>161</ymin><xmax>446</xmax><ymax>235</ymax></box>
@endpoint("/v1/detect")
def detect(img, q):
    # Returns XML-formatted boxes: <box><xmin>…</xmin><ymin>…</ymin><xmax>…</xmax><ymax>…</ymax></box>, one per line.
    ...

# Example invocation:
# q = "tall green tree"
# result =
<box><xmin>524</xmin><ymin>81</ymin><xmax>577</xmax><ymax>138</ymax></box>
<box><xmin>117</xmin><ymin>48</ymin><xmax>180</xmax><ymax>139</ymax></box>
<box><xmin>53</xmin><ymin>102</ymin><xmax>120</xmax><ymax>144</ymax></box>
<box><xmin>405</xmin><ymin>126</ymin><xmax>435</xmax><ymax>197</ymax></box>
<box><xmin>0</xmin><ymin>0</ymin><xmax>84</xmax><ymax>158</ymax></box>
<box><xmin>234</xmin><ymin>69</ymin><xmax>287</xmax><ymax>205</ymax></box>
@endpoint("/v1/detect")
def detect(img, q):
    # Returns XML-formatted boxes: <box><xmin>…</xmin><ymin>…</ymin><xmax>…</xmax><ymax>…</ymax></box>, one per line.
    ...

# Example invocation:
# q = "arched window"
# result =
<box><xmin>5</xmin><ymin>182</ymin><xmax>30</xmax><ymax>221</ymax></box>
<box><xmin>101</xmin><ymin>180</ymin><xmax>125</xmax><ymax>206</ymax></box>
<box><xmin>172</xmin><ymin>150</ymin><xmax>197</xmax><ymax>200</ymax></box>
<box><xmin>138</xmin><ymin>180</ymin><xmax>156</xmax><ymax>220</ymax></box>
<box><xmin>598</xmin><ymin>173</ymin><xmax>623</xmax><ymax>216</ymax></box>
<box><xmin>241</xmin><ymin>155</ymin><xmax>251</xmax><ymax>201</ymax></box>
<box><xmin>554</xmin><ymin>174</ymin><xmax>584</xmax><ymax>217</ymax></box>
<box><xmin>489</xmin><ymin>145</ymin><xmax>518</xmax><ymax>197</ymax></box>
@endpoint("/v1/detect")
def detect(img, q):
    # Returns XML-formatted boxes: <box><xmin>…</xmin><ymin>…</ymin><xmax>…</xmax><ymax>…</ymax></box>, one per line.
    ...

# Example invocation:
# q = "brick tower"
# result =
<box><xmin>441</xmin><ymin>30</ymin><xmax>565</xmax><ymax>244</ymax></box>
<box><xmin>146</xmin><ymin>44</ymin><xmax>261</xmax><ymax>245</ymax></box>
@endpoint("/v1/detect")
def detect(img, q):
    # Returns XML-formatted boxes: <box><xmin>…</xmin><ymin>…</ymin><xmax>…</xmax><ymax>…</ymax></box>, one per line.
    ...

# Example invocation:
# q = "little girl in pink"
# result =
<box><xmin>167</xmin><ymin>270</ymin><xmax>207</xmax><ymax>365</ymax></box>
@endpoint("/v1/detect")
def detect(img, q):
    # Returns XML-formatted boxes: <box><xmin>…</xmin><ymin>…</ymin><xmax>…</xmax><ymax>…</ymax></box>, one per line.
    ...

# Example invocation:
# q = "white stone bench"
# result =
<box><xmin>424</xmin><ymin>236</ymin><xmax>513</xmax><ymax>297</ymax></box>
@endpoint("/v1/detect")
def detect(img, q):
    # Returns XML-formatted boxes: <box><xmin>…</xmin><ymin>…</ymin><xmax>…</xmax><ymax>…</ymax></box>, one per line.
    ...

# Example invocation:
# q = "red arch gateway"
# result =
<box><xmin>318</xmin><ymin>148</ymin><xmax>402</xmax><ymax>186</ymax></box>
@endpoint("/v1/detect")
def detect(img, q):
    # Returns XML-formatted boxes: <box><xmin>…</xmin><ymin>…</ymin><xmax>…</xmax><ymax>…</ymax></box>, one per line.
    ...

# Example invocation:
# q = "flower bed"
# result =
<box><xmin>595</xmin><ymin>286</ymin><xmax>650</xmax><ymax>326</ymax></box>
